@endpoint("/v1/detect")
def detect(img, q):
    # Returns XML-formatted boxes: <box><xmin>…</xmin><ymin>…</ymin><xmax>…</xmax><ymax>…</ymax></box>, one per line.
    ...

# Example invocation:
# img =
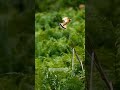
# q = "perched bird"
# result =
<box><xmin>59</xmin><ymin>17</ymin><xmax>71</xmax><ymax>29</ymax></box>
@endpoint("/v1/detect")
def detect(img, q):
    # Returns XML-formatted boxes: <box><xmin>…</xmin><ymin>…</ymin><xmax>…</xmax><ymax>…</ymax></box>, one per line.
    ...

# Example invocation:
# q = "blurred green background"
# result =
<box><xmin>86</xmin><ymin>0</ymin><xmax>120</xmax><ymax>90</ymax></box>
<box><xmin>0</xmin><ymin>0</ymin><xmax>34</xmax><ymax>90</ymax></box>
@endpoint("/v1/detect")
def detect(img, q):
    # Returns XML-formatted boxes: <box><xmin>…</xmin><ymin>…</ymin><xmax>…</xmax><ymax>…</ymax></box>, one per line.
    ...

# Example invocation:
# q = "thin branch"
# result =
<box><xmin>89</xmin><ymin>52</ymin><xmax>94</xmax><ymax>90</ymax></box>
<box><xmin>74</xmin><ymin>49</ymin><xmax>84</xmax><ymax>72</ymax></box>
<box><xmin>86</xmin><ymin>35</ymin><xmax>113</xmax><ymax>90</ymax></box>
<box><xmin>72</xmin><ymin>48</ymin><xmax>74</xmax><ymax>71</ymax></box>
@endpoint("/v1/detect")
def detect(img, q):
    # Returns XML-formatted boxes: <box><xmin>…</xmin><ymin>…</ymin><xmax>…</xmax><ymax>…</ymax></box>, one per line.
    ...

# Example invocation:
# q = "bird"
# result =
<box><xmin>59</xmin><ymin>17</ymin><xmax>71</xmax><ymax>29</ymax></box>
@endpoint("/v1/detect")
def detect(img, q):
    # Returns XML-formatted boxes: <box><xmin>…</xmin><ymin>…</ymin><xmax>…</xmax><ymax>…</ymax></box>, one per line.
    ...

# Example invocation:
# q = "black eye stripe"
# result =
<box><xmin>59</xmin><ymin>23</ymin><xmax>66</xmax><ymax>29</ymax></box>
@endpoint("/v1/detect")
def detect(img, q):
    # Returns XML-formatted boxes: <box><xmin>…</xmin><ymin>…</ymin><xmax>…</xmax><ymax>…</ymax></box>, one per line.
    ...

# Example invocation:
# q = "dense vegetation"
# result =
<box><xmin>35</xmin><ymin>0</ymin><xmax>85</xmax><ymax>90</ymax></box>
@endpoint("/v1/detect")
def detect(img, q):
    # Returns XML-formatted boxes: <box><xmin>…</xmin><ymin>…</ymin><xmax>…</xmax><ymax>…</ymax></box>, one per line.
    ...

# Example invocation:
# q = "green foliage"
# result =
<box><xmin>35</xmin><ymin>5</ymin><xmax>85</xmax><ymax>90</ymax></box>
<box><xmin>35</xmin><ymin>0</ymin><xmax>85</xmax><ymax>12</ymax></box>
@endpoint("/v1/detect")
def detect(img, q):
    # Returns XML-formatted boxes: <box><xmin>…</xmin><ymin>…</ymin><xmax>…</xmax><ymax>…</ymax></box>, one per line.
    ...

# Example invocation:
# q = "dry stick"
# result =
<box><xmin>74</xmin><ymin>49</ymin><xmax>84</xmax><ymax>72</ymax></box>
<box><xmin>72</xmin><ymin>48</ymin><xmax>74</xmax><ymax>71</ymax></box>
<box><xmin>94</xmin><ymin>54</ymin><xmax>113</xmax><ymax>90</ymax></box>
<box><xmin>88</xmin><ymin>52</ymin><xmax>113</xmax><ymax>90</ymax></box>
<box><xmin>86</xmin><ymin>35</ymin><xmax>113</xmax><ymax>90</ymax></box>
<box><xmin>89</xmin><ymin>52</ymin><xmax>94</xmax><ymax>90</ymax></box>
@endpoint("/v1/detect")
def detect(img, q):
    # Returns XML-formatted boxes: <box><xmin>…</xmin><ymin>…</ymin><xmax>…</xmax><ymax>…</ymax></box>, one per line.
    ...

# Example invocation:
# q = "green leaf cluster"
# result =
<box><xmin>35</xmin><ymin>7</ymin><xmax>85</xmax><ymax>90</ymax></box>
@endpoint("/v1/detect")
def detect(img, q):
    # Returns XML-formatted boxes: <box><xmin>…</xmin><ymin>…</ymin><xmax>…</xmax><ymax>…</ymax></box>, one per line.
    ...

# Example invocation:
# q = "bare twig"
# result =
<box><xmin>72</xmin><ymin>48</ymin><xmax>74</xmax><ymax>71</ymax></box>
<box><xmin>86</xmin><ymin>35</ymin><xmax>113</xmax><ymax>90</ymax></box>
<box><xmin>74</xmin><ymin>49</ymin><xmax>84</xmax><ymax>72</ymax></box>
<box><xmin>89</xmin><ymin>52</ymin><xmax>94</xmax><ymax>90</ymax></box>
